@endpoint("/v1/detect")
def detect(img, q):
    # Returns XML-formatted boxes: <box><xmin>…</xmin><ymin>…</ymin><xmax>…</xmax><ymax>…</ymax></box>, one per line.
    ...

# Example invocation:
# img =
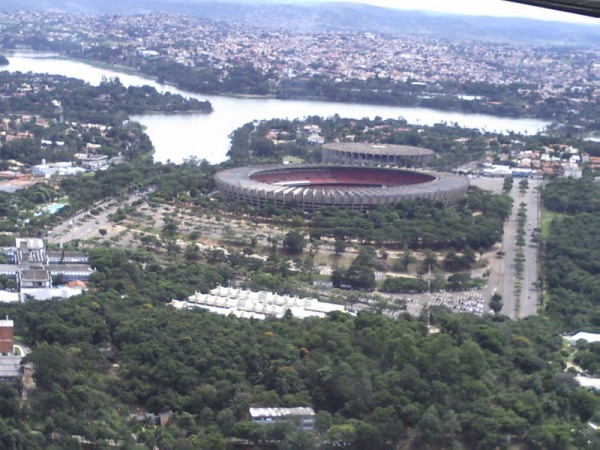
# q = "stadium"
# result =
<box><xmin>215</xmin><ymin>164</ymin><xmax>469</xmax><ymax>212</ymax></box>
<box><xmin>321</xmin><ymin>142</ymin><xmax>435</xmax><ymax>166</ymax></box>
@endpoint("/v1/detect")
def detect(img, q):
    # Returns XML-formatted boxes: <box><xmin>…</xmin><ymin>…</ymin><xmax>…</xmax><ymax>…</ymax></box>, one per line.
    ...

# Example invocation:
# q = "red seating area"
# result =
<box><xmin>252</xmin><ymin>169</ymin><xmax>336</xmax><ymax>184</ymax></box>
<box><xmin>251</xmin><ymin>167</ymin><xmax>433</xmax><ymax>188</ymax></box>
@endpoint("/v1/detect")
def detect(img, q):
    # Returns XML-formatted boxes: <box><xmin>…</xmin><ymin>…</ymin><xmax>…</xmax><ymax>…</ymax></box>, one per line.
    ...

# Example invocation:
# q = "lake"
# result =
<box><xmin>5</xmin><ymin>52</ymin><xmax>550</xmax><ymax>164</ymax></box>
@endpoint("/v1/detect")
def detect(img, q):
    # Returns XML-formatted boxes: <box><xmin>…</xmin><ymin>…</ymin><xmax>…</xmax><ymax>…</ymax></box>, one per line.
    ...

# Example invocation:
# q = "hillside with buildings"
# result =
<box><xmin>1</xmin><ymin>1</ymin><xmax>599</xmax><ymax>45</ymax></box>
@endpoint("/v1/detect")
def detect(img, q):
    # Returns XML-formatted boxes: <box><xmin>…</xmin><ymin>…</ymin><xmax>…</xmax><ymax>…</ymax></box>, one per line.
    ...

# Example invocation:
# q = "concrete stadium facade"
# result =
<box><xmin>321</xmin><ymin>142</ymin><xmax>435</xmax><ymax>166</ymax></box>
<box><xmin>215</xmin><ymin>165</ymin><xmax>469</xmax><ymax>212</ymax></box>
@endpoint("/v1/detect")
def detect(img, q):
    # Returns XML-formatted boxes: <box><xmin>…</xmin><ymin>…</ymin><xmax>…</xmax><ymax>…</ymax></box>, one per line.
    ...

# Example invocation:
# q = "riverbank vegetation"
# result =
<box><xmin>0</xmin><ymin>72</ymin><xmax>210</xmax><ymax>166</ymax></box>
<box><xmin>0</xmin><ymin>72</ymin><xmax>211</xmax><ymax>121</ymax></box>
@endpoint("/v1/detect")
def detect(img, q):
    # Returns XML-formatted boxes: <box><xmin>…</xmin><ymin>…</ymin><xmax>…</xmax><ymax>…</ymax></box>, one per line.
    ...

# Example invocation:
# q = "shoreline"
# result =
<box><xmin>6</xmin><ymin>50</ymin><xmax>553</xmax><ymax>123</ymax></box>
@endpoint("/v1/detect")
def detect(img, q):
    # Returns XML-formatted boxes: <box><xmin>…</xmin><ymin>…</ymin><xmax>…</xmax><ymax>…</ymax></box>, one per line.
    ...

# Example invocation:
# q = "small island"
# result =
<box><xmin>0</xmin><ymin>55</ymin><xmax>8</xmax><ymax>66</ymax></box>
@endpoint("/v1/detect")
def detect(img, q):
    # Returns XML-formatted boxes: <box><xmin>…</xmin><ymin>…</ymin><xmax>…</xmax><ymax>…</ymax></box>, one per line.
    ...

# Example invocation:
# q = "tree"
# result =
<box><xmin>416</xmin><ymin>406</ymin><xmax>459</xmax><ymax>447</ymax></box>
<box><xmin>0</xmin><ymin>384</ymin><xmax>19</xmax><ymax>418</ymax></box>
<box><xmin>345</xmin><ymin>263</ymin><xmax>375</xmax><ymax>291</ymax></box>
<box><xmin>165</xmin><ymin>239</ymin><xmax>181</xmax><ymax>254</ymax></box>
<box><xmin>193</xmin><ymin>431</ymin><xmax>227</xmax><ymax>450</ymax></box>
<box><xmin>142</xmin><ymin>427</ymin><xmax>176</xmax><ymax>450</ymax></box>
<box><xmin>282</xmin><ymin>430</ymin><xmax>317</xmax><ymax>450</ymax></box>
<box><xmin>334</xmin><ymin>238</ymin><xmax>346</xmax><ymax>256</ymax></box>
<box><xmin>399</xmin><ymin>246</ymin><xmax>415</xmax><ymax>272</ymax></box>
<box><xmin>331</xmin><ymin>266</ymin><xmax>345</xmax><ymax>288</ymax></box>
<box><xmin>184</xmin><ymin>244</ymin><xmax>201</xmax><ymax>261</ymax></box>
<box><xmin>326</xmin><ymin>423</ymin><xmax>357</xmax><ymax>447</ymax></box>
<box><xmin>23</xmin><ymin>344</ymin><xmax>68</xmax><ymax>391</ymax></box>
<box><xmin>283</xmin><ymin>231</ymin><xmax>305</xmax><ymax>255</ymax></box>
<box><xmin>232</xmin><ymin>421</ymin><xmax>263</xmax><ymax>442</ymax></box>
<box><xmin>421</xmin><ymin>250</ymin><xmax>438</xmax><ymax>273</ymax></box>
<box><xmin>519</xmin><ymin>178</ymin><xmax>529</xmax><ymax>193</ymax></box>
<box><xmin>162</xmin><ymin>217</ymin><xmax>178</xmax><ymax>237</ymax></box>
<box><xmin>443</xmin><ymin>248</ymin><xmax>460</xmax><ymax>271</ymax></box>
<box><xmin>490</xmin><ymin>293</ymin><xmax>503</xmax><ymax>314</ymax></box>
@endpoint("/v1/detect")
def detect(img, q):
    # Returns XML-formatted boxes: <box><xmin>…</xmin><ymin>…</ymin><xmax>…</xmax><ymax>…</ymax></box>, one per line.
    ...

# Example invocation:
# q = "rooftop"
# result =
<box><xmin>170</xmin><ymin>286</ymin><xmax>349</xmax><ymax>320</ymax></box>
<box><xmin>0</xmin><ymin>356</ymin><xmax>22</xmax><ymax>379</ymax></box>
<box><xmin>322</xmin><ymin>142</ymin><xmax>435</xmax><ymax>157</ymax></box>
<box><xmin>20</xmin><ymin>269</ymin><xmax>50</xmax><ymax>282</ymax></box>
<box><xmin>568</xmin><ymin>332</ymin><xmax>600</xmax><ymax>344</ymax></box>
<box><xmin>47</xmin><ymin>251</ymin><xmax>89</xmax><ymax>259</ymax></box>
<box><xmin>47</xmin><ymin>265</ymin><xmax>94</xmax><ymax>273</ymax></box>
<box><xmin>249</xmin><ymin>407</ymin><xmax>315</xmax><ymax>418</ymax></box>
<box><xmin>575</xmin><ymin>376</ymin><xmax>600</xmax><ymax>391</ymax></box>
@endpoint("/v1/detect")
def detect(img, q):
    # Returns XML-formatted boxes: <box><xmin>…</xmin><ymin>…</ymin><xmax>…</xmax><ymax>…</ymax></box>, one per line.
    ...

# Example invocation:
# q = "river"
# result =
<box><xmin>5</xmin><ymin>52</ymin><xmax>550</xmax><ymax>164</ymax></box>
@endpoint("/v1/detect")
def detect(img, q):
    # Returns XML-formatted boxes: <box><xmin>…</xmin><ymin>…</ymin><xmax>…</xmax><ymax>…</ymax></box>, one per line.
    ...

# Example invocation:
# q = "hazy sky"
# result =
<box><xmin>329</xmin><ymin>0</ymin><xmax>599</xmax><ymax>24</ymax></box>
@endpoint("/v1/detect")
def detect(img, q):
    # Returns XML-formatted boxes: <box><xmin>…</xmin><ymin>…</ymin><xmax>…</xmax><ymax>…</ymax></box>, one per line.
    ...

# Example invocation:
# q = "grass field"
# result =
<box><xmin>540</xmin><ymin>207</ymin><xmax>564</xmax><ymax>239</ymax></box>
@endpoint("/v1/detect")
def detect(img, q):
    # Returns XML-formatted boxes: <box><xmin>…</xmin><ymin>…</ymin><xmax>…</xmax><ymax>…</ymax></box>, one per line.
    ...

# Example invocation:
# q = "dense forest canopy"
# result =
<box><xmin>541</xmin><ymin>178</ymin><xmax>600</xmax><ymax>330</ymax></box>
<box><xmin>0</xmin><ymin>277</ymin><xmax>598</xmax><ymax>449</ymax></box>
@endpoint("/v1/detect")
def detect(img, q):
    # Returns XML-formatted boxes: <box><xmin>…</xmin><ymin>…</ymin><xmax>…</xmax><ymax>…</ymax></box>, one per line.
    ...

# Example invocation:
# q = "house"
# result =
<box><xmin>307</xmin><ymin>134</ymin><xmax>325</xmax><ymax>144</ymax></box>
<box><xmin>76</xmin><ymin>154</ymin><xmax>109</xmax><ymax>171</ymax></box>
<box><xmin>249</xmin><ymin>407</ymin><xmax>316</xmax><ymax>431</ymax></box>
<box><xmin>66</xmin><ymin>280</ymin><xmax>88</xmax><ymax>290</ymax></box>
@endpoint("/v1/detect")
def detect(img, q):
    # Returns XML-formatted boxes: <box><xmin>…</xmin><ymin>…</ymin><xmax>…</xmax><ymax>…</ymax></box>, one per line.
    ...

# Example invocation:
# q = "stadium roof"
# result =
<box><xmin>215</xmin><ymin>164</ymin><xmax>470</xmax><ymax>212</ymax></box>
<box><xmin>322</xmin><ymin>142</ymin><xmax>434</xmax><ymax>157</ymax></box>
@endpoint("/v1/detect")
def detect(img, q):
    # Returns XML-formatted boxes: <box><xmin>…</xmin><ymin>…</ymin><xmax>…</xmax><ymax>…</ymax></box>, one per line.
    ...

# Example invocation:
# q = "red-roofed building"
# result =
<box><xmin>0</xmin><ymin>319</ymin><xmax>14</xmax><ymax>355</ymax></box>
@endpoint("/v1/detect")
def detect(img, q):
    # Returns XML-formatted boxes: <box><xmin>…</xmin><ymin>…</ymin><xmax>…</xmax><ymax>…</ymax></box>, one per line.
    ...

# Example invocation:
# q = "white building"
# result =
<box><xmin>32</xmin><ymin>162</ymin><xmax>85</xmax><ymax>177</ymax></box>
<box><xmin>169</xmin><ymin>286</ymin><xmax>348</xmax><ymax>320</ymax></box>
<box><xmin>575</xmin><ymin>376</ymin><xmax>600</xmax><ymax>392</ymax></box>
<box><xmin>481</xmin><ymin>164</ymin><xmax>513</xmax><ymax>177</ymax></box>
<box><xmin>77</xmin><ymin>154</ymin><xmax>109</xmax><ymax>170</ymax></box>
<box><xmin>568</xmin><ymin>332</ymin><xmax>600</xmax><ymax>346</ymax></box>
<box><xmin>249</xmin><ymin>407</ymin><xmax>315</xmax><ymax>430</ymax></box>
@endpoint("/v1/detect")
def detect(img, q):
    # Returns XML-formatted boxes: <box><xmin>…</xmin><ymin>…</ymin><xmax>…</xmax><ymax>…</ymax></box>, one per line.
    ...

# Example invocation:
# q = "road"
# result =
<box><xmin>497</xmin><ymin>180</ymin><xmax>541</xmax><ymax>319</ymax></box>
<box><xmin>519</xmin><ymin>179</ymin><xmax>542</xmax><ymax>318</ymax></box>
<box><xmin>470</xmin><ymin>176</ymin><xmax>541</xmax><ymax>319</ymax></box>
